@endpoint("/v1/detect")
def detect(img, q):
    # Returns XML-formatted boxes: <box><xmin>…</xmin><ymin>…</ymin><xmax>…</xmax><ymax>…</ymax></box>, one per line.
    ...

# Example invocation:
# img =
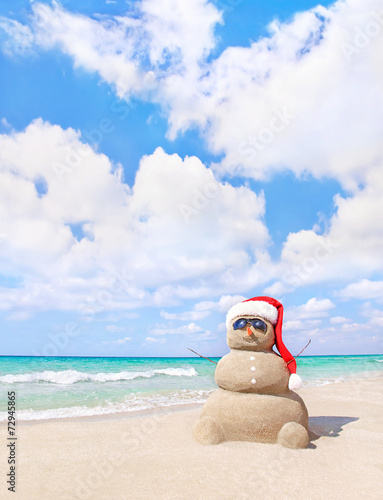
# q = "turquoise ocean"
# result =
<box><xmin>1</xmin><ymin>355</ymin><xmax>382</xmax><ymax>421</ymax></box>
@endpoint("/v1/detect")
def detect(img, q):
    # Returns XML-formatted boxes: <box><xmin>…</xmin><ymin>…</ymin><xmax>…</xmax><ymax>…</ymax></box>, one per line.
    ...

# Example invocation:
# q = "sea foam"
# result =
<box><xmin>0</xmin><ymin>389</ymin><xmax>213</xmax><ymax>421</ymax></box>
<box><xmin>0</xmin><ymin>367</ymin><xmax>198</xmax><ymax>385</ymax></box>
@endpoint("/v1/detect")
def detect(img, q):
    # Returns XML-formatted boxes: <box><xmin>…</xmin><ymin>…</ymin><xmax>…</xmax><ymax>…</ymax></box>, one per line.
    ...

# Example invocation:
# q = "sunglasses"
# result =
<box><xmin>232</xmin><ymin>318</ymin><xmax>267</xmax><ymax>333</ymax></box>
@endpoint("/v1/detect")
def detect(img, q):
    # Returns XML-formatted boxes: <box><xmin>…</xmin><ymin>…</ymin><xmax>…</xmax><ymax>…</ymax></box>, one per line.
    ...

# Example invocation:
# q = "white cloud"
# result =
<box><xmin>330</xmin><ymin>316</ymin><xmax>351</xmax><ymax>324</ymax></box>
<box><xmin>6</xmin><ymin>311</ymin><xmax>32</xmax><ymax>321</ymax></box>
<box><xmin>283</xmin><ymin>320</ymin><xmax>305</xmax><ymax>331</ymax></box>
<box><xmin>195</xmin><ymin>294</ymin><xmax>247</xmax><ymax>312</ymax></box>
<box><xmin>168</xmin><ymin>0</ymin><xmax>383</xmax><ymax>187</ymax></box>
<box><xmin>137</xmin><ymin>0</ymin><xmax>222</xmax><ymax>68</ymax></box>
<box><xmin>339</xmin><ymin>322</ymin><xmax>364</xmax><ymax>333</ymax></box>
<box><xmin>284</xmin><ymin>315</ymin><xmax>383</xmax><ymax>352</ymax></box>
<box><xmin>11</xmin><ymin>1</ymin><xmax>380</xmax><ymax>187</ymax></box>
<box><xmin>105</xmin><ymin>324</ymin><xmax>125</xmax><ymax>332</ymax></box>
<box><xmin>1</xmin><ymin>0</ymin><xmax>383</xmax><ymax>308</ymax></box>
<box><xmin>268</xmin><ymin>175</ymin><xmax>383</xmax><ymax>287</ymax></box>
<box><xmin>0</xmin><ymin>17</ymin><xmax>34</xmax><ymax>55</ymax></box>
<box><xmin>336</xmin><ymin>279</ymin><xmax>383</xmax><ymax>300</ymax></box>
<box><xmin>284</xmin><ymin>318</ymin><xmax>322</xmax><ymax>332</ymax></box>
<box><xmin>360</xmin><ymin>304</ymin><xmax>383</xmax><ymax>327</ymax></box>
<box><xmin>124</xmin><ymin>312</ymin><xmax>140</xmax><ymax>319</ymax></box>
<box><xmin>0</xmin><ymin>119</ymin><xmax>270</xmax><ymax>313</ymax></box>
<box><xmin>263</xmin><ymin>280</ymin><xmax>293</xmax><ymax>297</ymax></box>
<box><xmin>369</xmin><ymin>314</ymin><xmax>383</xmax><ymax>328</ymax></box>
<box><xmin>150</xmin><ymin>322</ymin><xmax>203</xmax><ymax>335</ymax></box>
<box><xmin>217</xmin><ymin>322</ymin><xmax>226</xmax><ymax>333</ymax></box>
<box><xmin>160</xmin><ymin>310</ymin><xmax>210</xmax><ymax>321</ymax></box>
<box><xmin>145</xmin><ymin>336</ymin><xmax>166</xmax><ymax>344</ymax></box>
<box><xmin>1</xmin><ymin>117</ymin><xmax>11</xmax><ymax>128</ymax></box>
<box><xmin>103</xmin><ymin>336</ymin><xmax>132</xmax><ymax>344</ymax></box>
<box><xmin>102</xmin><ymin>312</ymin><xmax>139</xmax><ymax>322</ymax></box>
<box><xmin>188</xmin><ymin>330</ymin><xmax>217</xmax><ymax>342</ymax></box>
<box><xmin>285</xmin><ymin>297</ymin><xmax>335</xmax><ymax>321</ymax></box>
<box><xmin>2</xmin><ymin>0</ymin><xmax>221</xmax><ymax>99</ymax></box>
<box><xmin>2</xmin><ymin>0</ymin><xmax>381</xmax><ymax>293</ymax></box>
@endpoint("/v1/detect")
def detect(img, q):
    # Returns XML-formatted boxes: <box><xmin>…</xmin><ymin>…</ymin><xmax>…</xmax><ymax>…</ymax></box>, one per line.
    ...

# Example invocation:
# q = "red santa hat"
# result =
<box><xmin>226</xmin><ymin>296</ymin><xmax>302</xmax><ymax>390</ymax></box>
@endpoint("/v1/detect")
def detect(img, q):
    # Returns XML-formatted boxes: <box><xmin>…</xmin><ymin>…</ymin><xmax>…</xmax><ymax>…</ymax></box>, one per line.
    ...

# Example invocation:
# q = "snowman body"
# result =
<box><xmin>193</xmin><ymin>314</ymin><xmax>310</xmax><ymax>448</ymax></box>
<box><xmin>215</xmin><ymin>350</ymin><xmax>289</xmax><ymax>394</ymax></box>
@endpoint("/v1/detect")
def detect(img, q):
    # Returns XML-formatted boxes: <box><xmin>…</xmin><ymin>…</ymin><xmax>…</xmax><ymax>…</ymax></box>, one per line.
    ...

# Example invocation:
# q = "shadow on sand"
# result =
<box><xmin>308</xmin><ymin>416</ymin><xmax>358</xmax><ymax>448</ymax></box>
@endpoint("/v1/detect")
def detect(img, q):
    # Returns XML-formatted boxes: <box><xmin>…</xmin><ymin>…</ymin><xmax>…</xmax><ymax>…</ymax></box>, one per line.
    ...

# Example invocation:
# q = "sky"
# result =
<box><xmin>0</xmin><ymin>0</ymin><xmax>382</xmax><ymax>358</ymax></box>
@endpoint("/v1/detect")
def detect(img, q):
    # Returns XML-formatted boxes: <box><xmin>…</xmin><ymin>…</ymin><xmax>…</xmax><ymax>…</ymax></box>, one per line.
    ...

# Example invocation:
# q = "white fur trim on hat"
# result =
<box><xmin>226</xmin><ymin>300</ymin><xmax>279</xmax><ymax>328</ymax></box>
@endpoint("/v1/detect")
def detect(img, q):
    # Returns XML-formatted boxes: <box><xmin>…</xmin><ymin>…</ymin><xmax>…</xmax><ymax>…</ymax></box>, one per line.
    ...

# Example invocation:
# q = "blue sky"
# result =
<box><xmin>0</xmin><ymin>0</ymin><xmax>382</xmax><ymax>357</ymax></box>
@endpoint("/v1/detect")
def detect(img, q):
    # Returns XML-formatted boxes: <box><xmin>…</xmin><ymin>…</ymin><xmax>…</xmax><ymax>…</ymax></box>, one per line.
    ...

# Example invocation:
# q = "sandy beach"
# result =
<box><xmin>2</xmin><ymin>375</ymin><xmax>383</xmax><ymax>500</ymax></box>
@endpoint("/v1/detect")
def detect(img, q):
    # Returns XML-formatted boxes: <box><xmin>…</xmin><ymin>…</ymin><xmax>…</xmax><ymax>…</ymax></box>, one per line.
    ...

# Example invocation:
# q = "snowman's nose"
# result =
<box><xmin>247</xmin><ymin>326</ymin><xmax>253</xmax><ymax>336</ymax></box>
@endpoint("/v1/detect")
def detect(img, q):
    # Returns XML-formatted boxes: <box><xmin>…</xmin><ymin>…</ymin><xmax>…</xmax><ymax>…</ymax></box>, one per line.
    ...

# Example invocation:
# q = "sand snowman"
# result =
<box><xmin>193</xmin><ymin>296</ymin><xmax>310</xmax><ymax>449</ymax></box>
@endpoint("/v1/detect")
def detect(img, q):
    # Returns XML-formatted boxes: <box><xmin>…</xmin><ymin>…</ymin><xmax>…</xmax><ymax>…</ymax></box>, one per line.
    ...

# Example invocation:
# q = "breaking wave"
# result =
<box><xmin>0</xmin><ymin>367</ymin><xmax>198</xmax><ymax>385</ymax></box>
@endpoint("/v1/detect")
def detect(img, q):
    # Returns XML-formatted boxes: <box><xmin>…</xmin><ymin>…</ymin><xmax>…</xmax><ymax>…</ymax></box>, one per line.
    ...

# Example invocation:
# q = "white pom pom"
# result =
<box><xmin>288</xmin><ymin>373</ymin><xmax>302</xmax><ymax>391</ymax></box>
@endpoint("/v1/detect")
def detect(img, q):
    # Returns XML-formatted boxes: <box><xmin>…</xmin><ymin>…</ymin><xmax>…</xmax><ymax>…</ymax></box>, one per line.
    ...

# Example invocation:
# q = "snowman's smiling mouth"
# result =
<box><xmin>244</xmin><ymin>336</ymin><xmax>259</xmax><ymax>344</ymax></box>
<box><xmin>243</xmin><ymin>327</ymin><xmax>265</xmax><ymax>343</ymax></box>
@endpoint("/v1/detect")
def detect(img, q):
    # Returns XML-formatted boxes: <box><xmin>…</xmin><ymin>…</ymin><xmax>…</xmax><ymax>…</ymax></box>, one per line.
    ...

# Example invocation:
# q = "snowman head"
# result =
<box><xmin>226</xmin><ymin>315</ymin><xmax>275</xmax><ymax>351</ymax></box>
<box><xmin>225</xmin><ymin>297</ymin><xmax>297</xmax><ymax>374</ymax></box>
